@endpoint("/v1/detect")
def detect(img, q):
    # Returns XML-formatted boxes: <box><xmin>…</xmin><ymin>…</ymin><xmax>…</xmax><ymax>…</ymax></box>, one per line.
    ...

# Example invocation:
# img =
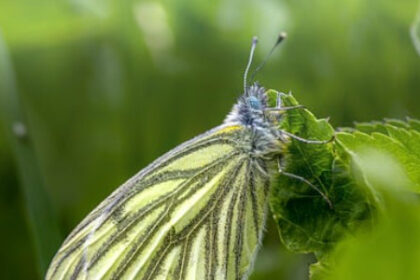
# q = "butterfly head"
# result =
<box><xmin>224</xmin><ymin>83</ymin><xmax>276</xmax><ymax>128</ymax></box>
<box><xmin>246</xmin><ymin>83</ymin><xmax>267</xmax><ymax>107</ymax></box>
<box><xmin>247</xmin><ymin>96</ymin><xmax>263</xmax><ymax>110</ymax></box>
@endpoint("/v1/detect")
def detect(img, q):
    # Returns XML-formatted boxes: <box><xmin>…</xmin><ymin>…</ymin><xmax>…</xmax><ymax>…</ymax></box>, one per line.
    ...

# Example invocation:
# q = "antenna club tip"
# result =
<box><xmin>252</xmin><ymin>36</ymin><xmax>259</xmax><ymax>44</ymax></box>
<box><xmin>277</xmin><ymin>32</ymin><xmax>287</xmax><ymax>44</ymax></box>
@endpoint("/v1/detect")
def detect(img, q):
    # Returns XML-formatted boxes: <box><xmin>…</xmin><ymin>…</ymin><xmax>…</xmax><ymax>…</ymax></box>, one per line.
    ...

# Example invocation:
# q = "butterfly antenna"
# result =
<box><xmin>249</xmin><ymin>32</ymin><xmax>287</xmax><ymax>82</ymax></box>
<box><xmin>244</xmin><ymin>36</ymin><xmax>258</xmax><ymax>96</ymax></box>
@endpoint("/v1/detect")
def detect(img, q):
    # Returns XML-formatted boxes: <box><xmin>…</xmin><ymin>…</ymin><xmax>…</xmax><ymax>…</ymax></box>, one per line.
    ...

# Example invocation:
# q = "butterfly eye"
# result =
<box><xmin>248</xmin><ymin>96</ymin><xmax>262</xmax><ymax>110</ymax></box>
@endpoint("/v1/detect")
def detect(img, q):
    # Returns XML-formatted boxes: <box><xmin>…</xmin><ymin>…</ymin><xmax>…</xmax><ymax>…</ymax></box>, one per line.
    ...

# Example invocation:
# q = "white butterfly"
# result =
<box><xmin>46</xmin><ymin>34</ymin><xmax>331</xmax><ymax>280</ymax></box>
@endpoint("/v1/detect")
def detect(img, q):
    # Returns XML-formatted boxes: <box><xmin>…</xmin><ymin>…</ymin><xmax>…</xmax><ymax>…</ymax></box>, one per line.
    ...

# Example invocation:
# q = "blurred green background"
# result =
<box><xmin>0</xmin><ymin>0</ymin><xmax>419</xmax><ymax>279</ymax></box>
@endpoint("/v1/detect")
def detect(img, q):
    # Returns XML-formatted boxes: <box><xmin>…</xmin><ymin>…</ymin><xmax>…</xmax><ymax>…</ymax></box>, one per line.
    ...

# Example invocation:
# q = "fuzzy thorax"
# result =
<box><xmin>224</xmin><ymin>83</ymin><xmax>287</xmax><ymax>160</ymax></box>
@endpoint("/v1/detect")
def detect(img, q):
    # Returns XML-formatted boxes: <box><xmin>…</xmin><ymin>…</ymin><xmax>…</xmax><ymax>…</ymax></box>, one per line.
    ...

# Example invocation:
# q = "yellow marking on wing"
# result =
<box><xmin>213</xmin><ymin>125</ymin><xmax>243</xmax><ymax>135</ymax></box>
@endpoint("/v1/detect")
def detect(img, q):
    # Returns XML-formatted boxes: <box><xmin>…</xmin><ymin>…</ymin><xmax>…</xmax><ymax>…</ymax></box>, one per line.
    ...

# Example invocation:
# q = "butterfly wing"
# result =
<box><xmin>46</xmin><ymin>124</ymin><xmax>270</xmax><ymax>280</ymax></box>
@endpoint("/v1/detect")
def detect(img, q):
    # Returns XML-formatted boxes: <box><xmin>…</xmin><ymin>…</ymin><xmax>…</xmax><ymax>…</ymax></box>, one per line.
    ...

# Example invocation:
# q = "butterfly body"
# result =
<box><xmin>46</xmin><ymin>84</ymin><xmax>288</xmax><ymax>280</ymax></box>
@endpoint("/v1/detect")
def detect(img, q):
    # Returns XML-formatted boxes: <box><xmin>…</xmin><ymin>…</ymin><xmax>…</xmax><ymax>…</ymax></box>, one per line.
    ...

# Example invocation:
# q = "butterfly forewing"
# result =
<box><xmin>46</xmin><ymin>124</ymin><xmax>270</xmax><ymax>280</ymax></box>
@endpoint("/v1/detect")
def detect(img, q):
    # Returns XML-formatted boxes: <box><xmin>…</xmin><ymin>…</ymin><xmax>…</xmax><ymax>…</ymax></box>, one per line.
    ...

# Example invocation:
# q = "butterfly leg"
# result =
<box><xmin>265</xmin><ymin>105</ymin><xmax>305</xmax><ymax>112</ymax></box>
<box><xmin>277</xmin><ymin>159</ymin><xmax>333</xmax><ymax>208</ymax></box>
<box><xmin>280</xmin><ymin>130</ymin><xmax>335</xmax><ymax>144</ymax></box>
<box><xmin>264</xmin><ymin>91</ymin><xmax>306</xmax><ymax>112</ymax></box>
<box><xmin>270</xmin><ymin>91</ymin><xmax>334</xmax><ymax>144</ymax></box>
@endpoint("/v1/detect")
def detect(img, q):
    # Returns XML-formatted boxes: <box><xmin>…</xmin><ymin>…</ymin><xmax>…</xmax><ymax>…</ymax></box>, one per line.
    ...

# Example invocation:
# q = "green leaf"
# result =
<box><xmin>268</xmin><ymin>91</ymin><xmax>374</xmax><ymax>257</ymax></box>
<box><xmin>353</xmin><ymin>119</ymin><xmax>420</xmax><ymax>135</ymax></box>
<box><xmin>407</xmin><ymin>117</ymin><xmax>420</xmax><ymax>131</ymax></box>
<box><xmin>336</xmin><ymin>125</ymin><xmax>420</xmax><ymax>192</ymax></box>
<box><xmin>353</xmin><ymin>121</ymin><xmax>388</xmax><ymax>135</ymax></box>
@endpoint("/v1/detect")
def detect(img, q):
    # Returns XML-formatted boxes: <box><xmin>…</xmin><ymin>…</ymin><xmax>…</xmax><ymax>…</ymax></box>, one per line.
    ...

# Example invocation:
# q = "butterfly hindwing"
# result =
<box><xmin>46</xmin><ymin>124</ymin><xmax>270</xmax><ymax>280</ymax></box>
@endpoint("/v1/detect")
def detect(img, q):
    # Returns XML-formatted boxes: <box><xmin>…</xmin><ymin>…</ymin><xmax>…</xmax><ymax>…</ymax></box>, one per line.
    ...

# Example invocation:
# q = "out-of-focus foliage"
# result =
<box><xmin>0</xmin><ymin>0</ymin><xmax>419</xmax><ymax>279</ymax></box>
<box><xmin>310</xmin><ymin>192</ymin><xmax>420</xmax><ymax>280</ymax></box>
<box><xmin>0</xmin><ymin>35</ymin><xmax>62</xmax><ymax>276</ymax></box>
<box><xmin>309</xmin><ymin>120</ymin><xmax>420</xmax><ymax>279</ymax></box>
<box><xmin>337</xmin><ymin>121</ymin><xmax>420</xmax><ymax>192</ymax></box>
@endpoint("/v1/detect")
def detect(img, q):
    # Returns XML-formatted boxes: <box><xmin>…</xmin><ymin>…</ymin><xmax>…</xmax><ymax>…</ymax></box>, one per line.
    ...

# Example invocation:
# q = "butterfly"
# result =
<box><xmin>46</xmin><ymin>34</ymin><xmax>331</xmax><ymax>280</ymax></box>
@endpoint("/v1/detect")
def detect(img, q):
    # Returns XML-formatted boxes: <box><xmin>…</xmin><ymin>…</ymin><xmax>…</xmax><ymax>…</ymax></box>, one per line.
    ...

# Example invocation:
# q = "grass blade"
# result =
<box><xmin>0</xmin><ymin>31</ymin><xmax>62</xmax><ymax>277</ymax></box>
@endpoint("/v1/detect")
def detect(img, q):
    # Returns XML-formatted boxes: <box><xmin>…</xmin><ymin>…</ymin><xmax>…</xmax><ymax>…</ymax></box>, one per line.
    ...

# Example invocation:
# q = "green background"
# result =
<box><xmin>0</xmin><ymin>0</ymin><xmax>419</xmax><ymax>279</ymax></box>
